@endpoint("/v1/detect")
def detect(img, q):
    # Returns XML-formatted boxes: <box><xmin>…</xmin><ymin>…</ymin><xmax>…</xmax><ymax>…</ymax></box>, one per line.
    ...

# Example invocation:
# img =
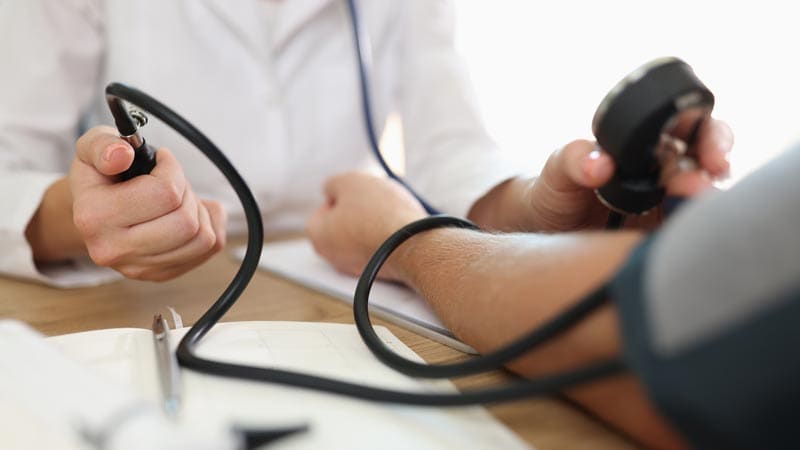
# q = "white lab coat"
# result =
<box><xmin>0</xmin><ymin>0</ymin><xmax>519</xmax><ymax>287</ymax></box>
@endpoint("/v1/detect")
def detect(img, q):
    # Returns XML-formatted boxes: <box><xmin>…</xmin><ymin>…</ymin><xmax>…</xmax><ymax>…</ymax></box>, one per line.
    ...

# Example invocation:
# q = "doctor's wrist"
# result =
<box><xmin>26</xmin><ymin>177</ymin><xmax>87</xmax><ymax>263</ymax></box>
<box><xmin>467</xmin><ymin>176</ymin><xmax>540</xmax><ymax>232</ymax></box>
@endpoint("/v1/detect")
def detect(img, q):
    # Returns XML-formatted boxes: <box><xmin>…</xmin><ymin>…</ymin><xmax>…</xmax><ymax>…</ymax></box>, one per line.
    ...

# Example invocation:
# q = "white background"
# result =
<box><xmin>452</xmin><ymin>1</ymin><xmax>800</xmax><ymax>182</ymax></box>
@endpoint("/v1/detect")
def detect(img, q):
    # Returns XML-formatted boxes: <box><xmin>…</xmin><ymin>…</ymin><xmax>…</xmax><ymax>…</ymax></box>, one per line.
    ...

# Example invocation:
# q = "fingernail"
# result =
<box><xmin>103</xmin><ymin>146</ymin><xmax>126</xmax><ymax>162</ymax></box>
<box><xmin>589</xmin><ymin>154</ymin><xmax>612</xmax><ymax>180</ymax></box>
<box><xmin>582</xmin><ymin>150</ymin><xmax>601</xmax><ymax>179</ymax></box>
<box><xmin>707</xmin><ymin>150</ymin><xmax>730</xmax><ymax>177</ymax></box>
<box><xmin>718</xmin><ymin>151</ymin><xmax>731</xmax><ymax>173</ymax></box>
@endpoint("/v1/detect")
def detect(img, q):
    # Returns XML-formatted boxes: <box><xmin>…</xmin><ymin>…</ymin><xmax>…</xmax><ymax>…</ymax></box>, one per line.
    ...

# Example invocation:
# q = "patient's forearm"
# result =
<box><xmin>394</xmin><ymin>229</ymin><xmax>636</xmax><ymax>365</ymax></box>
<box><xmin>392</xmin><ymin>229</ymin><xmax>686</xmax><ymax>450</ymax></box>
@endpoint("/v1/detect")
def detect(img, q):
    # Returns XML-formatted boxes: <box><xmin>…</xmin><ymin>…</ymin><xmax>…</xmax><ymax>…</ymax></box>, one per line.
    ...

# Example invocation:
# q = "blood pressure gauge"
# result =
<box><xmin>592</xmin><ymin>57</ymin><xmax>715</xmax><ymax>215</ymax></box>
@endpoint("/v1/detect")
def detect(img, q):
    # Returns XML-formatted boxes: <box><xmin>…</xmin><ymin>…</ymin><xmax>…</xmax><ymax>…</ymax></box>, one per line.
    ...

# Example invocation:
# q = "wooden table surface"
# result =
<box><xmin>0</xmin><ymin>245</ymin><xmax>640</xmax><ymax>450</ymax></box>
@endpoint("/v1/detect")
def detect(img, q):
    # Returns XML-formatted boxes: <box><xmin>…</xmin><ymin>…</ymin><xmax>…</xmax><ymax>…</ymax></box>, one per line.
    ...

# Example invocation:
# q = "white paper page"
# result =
<box><xmin>48</xmin><ymin>327</ymin><xmax>157</xmax><ymax>401</ymax></box>
<box><xmin>50</xmin><ymin>321</ymin><xmax>533</xmax><ymax>450</ymax></box>
<box><xmin>231</xmin><ymin>240</ymin><xmax>477</xmax><ymax>354</ymax></box>
<box><xmin>0</xmin><ymin>322</ymin><xmax>238</xmax><ymax>450</ymax></box>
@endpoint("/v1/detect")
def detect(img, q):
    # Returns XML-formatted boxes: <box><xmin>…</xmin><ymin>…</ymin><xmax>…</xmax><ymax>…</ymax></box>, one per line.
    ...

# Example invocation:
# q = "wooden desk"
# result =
<box><xmin>0</xmin><ymin>248</ymin><xmax>639</xmax><ymax>450</ymax></box>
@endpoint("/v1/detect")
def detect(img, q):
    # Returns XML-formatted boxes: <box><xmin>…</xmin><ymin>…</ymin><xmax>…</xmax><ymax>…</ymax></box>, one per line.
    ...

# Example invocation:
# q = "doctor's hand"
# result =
<box><xmin>470</xmin><ymin>117</ymin><xmax>733</xmax><ymax>232</ymax></box>
<box><xmin>306</xmin><ymin>172</ymin><xmax>426</xmax><ymax>282</ymax></box>
<box><xmin>65</xmin><ymin>126</ymin><xmax>226</xmax><ymax>281</ymax></box>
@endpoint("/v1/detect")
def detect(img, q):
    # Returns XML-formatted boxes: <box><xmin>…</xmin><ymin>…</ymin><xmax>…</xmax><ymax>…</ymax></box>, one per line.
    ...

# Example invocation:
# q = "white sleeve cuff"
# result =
<box><xmin>0</xmin><ymin>171</ymin><xmax>120</xmax><ymax>288</ymax></box>
<box><xmin>409</xmin><ymin>148</ymin><xmax>523</xmax><ymax>219</ymax></box>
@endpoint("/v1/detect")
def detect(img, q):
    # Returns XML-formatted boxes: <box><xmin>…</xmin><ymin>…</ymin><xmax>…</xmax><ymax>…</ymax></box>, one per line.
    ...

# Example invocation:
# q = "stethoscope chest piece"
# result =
<box><xmin>592</xmin><ymin>57</ymin><xmax>714</xmax><ymax>215</ymax></box>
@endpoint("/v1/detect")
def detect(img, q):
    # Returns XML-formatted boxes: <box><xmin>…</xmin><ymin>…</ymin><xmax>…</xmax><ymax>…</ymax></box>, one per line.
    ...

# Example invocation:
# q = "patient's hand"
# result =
<box><xmin>306</xmin><ymin>172</ymin><xmax>426</xmax><ymax>281</ymax></box>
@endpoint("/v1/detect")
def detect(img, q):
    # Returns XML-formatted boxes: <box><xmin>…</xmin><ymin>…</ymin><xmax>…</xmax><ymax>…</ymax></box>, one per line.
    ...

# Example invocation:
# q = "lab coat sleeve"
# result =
<box><xmin>0</xmin><ymin>0</ymin><xmax>120</xmax><ymax>287</ymax></box>
<box><xmin>397</xmin><ymin>0</ymin><xmax>521</xmax><ymax>218</ymax></box>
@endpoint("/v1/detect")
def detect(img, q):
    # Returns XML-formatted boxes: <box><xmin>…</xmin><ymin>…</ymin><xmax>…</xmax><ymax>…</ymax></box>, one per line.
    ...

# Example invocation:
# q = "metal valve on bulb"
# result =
<box><xmin>106</xmin><ymin>89</ymin><xmax>158</xmax><ymax>181</ymax></box>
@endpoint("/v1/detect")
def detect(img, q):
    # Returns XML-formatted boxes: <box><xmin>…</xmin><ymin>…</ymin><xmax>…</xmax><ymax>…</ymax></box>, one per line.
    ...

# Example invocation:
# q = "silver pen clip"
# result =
<box><xmin>152</xmin><ymin>314</ymin><xmax>182</xmax><ymax>418</ymax></box>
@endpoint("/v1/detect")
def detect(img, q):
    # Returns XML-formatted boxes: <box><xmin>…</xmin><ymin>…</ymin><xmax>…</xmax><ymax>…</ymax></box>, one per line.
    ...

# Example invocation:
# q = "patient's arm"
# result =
<box><xmin>391</xmin><ymin>227</ymin><xmax>686</xmax><ymax>450</ymax></box>
<box><xmin>307</xmin><ymin>172</ymin><xmax>685</xmax><ymax>448</ymax></box>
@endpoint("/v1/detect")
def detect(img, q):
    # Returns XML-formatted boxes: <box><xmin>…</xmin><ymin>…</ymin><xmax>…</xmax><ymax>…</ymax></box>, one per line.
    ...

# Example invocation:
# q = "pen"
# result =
<box><xmin>152</xmin><ymin>314</ymin><xmax>182</xmax><ymax>417</ymax></box>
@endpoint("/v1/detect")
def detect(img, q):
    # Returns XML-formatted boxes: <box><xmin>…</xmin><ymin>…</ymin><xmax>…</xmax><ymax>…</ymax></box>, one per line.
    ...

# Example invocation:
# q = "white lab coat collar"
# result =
<box><xmin>202</xmin><ymin>0</ymin><xmax>335</xmax><ymax>54</ymax></box>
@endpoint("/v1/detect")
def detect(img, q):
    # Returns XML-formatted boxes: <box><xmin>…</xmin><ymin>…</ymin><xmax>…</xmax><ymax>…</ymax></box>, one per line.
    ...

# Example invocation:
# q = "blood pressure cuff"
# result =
<box><xmin>609</xmin><ymin>146</ymin><xmax>800</xmax><ymax>450</ymax></box>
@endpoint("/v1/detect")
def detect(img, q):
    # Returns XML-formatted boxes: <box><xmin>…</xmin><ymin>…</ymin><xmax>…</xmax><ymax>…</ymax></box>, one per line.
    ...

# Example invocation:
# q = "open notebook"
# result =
<box><xmin>0</xmin><ymin>320</ymin><xmax>531</xmax><ymax>450</ymax></box>
<box><xmin>232</xmin><ymin>239</ymin><xmax>477</xmax><ymax>354</ymax></box>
